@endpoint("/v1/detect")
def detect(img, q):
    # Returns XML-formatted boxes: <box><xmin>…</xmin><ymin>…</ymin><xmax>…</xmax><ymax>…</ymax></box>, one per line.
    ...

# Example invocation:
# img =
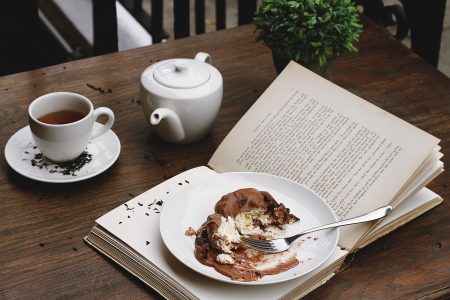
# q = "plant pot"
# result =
<box><xmin>272</xmin><ymin>52</ymin><xmax>336</xmax><ymax>79</ymax></box>
<box><xmin>272</xmin><ymin>53</ymin><xmax>291</xmax><ymax>74</ymax></box>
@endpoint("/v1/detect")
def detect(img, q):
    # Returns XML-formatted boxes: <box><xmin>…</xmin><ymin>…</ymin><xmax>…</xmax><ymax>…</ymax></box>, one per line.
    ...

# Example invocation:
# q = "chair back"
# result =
<box><xmin>174</xmin><ymin>0</ymin><xmax>258</xmax><ymax>39</ymax></box>
<box><xmin>120</xmin><ymin>0</ymin><xmax>257</xmax><ymax>42</ymax></box>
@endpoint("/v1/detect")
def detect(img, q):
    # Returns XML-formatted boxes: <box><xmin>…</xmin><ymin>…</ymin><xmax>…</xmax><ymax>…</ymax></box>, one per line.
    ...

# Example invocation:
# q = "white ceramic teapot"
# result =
<box><xmin>140</xmin><ymin>52</ymin><xmax>223</xmax><ymax>143</ymax></box>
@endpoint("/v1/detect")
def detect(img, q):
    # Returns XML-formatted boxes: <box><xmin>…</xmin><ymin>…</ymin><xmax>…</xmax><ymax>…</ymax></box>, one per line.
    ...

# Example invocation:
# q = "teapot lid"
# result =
<box><xmin>153</xmin><ymin>59</ymin><xmax>210</xmax><ymax>89</ymax></box>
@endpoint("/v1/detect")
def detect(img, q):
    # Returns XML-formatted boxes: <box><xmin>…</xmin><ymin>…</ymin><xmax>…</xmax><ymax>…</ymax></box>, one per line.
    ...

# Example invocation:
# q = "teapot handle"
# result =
<box><xmin>195</xmin><ymin>52</ymin><xmax>211</xmax><ymax>64</ymax></box>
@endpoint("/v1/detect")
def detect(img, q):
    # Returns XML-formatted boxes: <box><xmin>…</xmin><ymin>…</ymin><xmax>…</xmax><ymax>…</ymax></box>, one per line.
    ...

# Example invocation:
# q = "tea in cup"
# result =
<box><xmin>28</xmin><ymin>92</ymin><xmax>115</xmax><ymax>162</ymax></box>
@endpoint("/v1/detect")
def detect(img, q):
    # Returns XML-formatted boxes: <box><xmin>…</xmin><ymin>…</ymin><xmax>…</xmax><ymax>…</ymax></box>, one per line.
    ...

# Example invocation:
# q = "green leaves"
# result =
<box><xmin>253</xmin><ymin>0</ymin><xmax>362</xmax><ymax>67</ymax></box>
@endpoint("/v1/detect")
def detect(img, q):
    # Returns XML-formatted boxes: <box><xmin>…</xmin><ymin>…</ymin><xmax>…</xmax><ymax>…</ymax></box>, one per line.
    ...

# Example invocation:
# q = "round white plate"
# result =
<box><xmin>4</xmin><ymin>123</ymin><xmax>121</xmax><ymax>183</ymax></box>
<box><xmin>160</xmin><ymin>172</ymin><xmax>338</xmax><ymax>285</ymax></box>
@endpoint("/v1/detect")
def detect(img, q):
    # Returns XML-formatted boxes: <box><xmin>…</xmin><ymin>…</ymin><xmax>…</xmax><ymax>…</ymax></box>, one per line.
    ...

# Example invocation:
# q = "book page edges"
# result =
<box><xmin>280</xmin><ymin>255</ymin><xmax>346</xmax><ymax>300</ymax></box>
<box><xmin>336</xmin><ymin>188</ymin><xmax>443</xmax><ymax>251</ymax></box>
<box><xmin>357</xmin><ymin>196</ymin><xmax>443</xmax><ymax>249</ymax></box>
<box><xmin>85</xmin><ymin>231</ymin><xmax>196</xmax><ymax>300</ymax></box>
<box><xmin>337</xmin><ymin>160</ymin><xmax>443</xmax><ymax>250</ymax></box>
<box><xmin>86</xmin><ymin>225</ymin><xmax>347</xmax><ymax>300</ymax></box>
<box><xmin>387</xmin><ymin>149</ymin><xmax>442</xmax><ymax>209</ymax></box>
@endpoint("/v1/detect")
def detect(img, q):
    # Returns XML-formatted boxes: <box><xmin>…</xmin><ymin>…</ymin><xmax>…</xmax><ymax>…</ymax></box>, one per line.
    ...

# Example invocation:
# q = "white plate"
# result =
<box><xmin>160</xmin><ymin>172</ymin><xmax>338</xmax><ymax>285</ymax></box>
<box><xmin>4</xmin><ymin>123</ymin><xmax>120</xmax><ymax>183</ymax></box>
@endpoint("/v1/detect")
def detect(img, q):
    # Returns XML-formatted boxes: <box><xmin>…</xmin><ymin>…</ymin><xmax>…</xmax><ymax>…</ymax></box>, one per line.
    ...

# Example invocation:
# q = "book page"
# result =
<box><xmin>209</xmin><ymin>61</ymin><xmax>440</xmax><ymax>249</ymax></box>
<box><xmin>95</xmin><ymin>166</ymin><xmax>216</xmax><ymax>253</ymax></box>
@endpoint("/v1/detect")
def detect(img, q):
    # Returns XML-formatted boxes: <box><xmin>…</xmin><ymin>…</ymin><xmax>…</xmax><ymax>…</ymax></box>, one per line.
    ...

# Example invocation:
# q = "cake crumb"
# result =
<box><xmin>185</xmin><ymin>227</ymin><xmax>197</xmax><ymax>236</ymax></box>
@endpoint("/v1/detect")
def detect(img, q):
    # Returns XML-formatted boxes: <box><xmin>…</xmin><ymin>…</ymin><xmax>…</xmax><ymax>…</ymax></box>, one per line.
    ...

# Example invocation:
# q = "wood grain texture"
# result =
<box><xmin>0</xmin><ymin>17</ymin><xmax>449</xmax><ymax>299</ymax></box>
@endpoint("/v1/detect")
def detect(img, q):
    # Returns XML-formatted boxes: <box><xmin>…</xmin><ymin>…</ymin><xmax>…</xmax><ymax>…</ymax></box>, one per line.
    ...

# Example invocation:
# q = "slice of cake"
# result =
<box><xmin>193</xmin><ymin>188</ymin><xmax>300</xmax><ymax>282</ymax></box>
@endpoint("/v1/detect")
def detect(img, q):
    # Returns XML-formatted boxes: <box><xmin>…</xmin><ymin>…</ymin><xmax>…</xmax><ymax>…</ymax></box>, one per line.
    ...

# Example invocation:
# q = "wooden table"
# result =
<box><xmin>1</xmin><ymin>18</ymin><xmax>449</xmax><ymax>299</ymax></box>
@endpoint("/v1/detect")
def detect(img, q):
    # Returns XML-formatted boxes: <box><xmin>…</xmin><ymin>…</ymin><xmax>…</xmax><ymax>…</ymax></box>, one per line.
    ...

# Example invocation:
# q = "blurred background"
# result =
<box><xmin>0</xmin><ymin>0</ymin><xmax>448</xmax><ymax>77</ymax></box>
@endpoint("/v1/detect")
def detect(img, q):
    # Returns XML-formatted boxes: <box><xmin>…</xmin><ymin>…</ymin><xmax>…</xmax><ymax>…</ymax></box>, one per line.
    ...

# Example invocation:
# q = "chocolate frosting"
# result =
<box><xmin>204</xmin><ymin>213</ymin><xmax>223</xmax><ymax>251</ymax></box>
<box><xmin>214</xmin><ymin>188</ymin><xmax>298</xmax><ymax>224</ymax></box>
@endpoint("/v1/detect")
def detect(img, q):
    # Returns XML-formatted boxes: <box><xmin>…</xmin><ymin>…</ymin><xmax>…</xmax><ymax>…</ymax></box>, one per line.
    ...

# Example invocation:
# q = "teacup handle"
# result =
<box><xmin>194</xmin><ymin>52</ymin><xmax>211</xmax><ymax>64</ymax></box>
<box><xmin>91</xmin><ymin>107</ymin><xmax>115</xmax><ymax>139</ymax></box>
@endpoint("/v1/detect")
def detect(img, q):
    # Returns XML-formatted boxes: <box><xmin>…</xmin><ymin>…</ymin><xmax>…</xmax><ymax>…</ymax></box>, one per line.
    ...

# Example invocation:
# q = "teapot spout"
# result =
<box><xmin>150</xmin><ymin>108</ymin><xmax>185</xmax><ymax>142</ymax></box>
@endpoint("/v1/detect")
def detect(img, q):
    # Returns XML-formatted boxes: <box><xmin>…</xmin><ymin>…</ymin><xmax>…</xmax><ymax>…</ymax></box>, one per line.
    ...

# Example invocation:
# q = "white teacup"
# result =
<box><xmin>28</xmin><ymin>92</ymin><xmax>115</xmax><ymax>162</ymax></box>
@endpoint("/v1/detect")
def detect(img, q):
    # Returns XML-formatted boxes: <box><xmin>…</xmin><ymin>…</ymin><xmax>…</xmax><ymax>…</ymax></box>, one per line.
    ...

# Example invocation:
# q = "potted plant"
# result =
<box><xmin>253</xmin><ymin>0</ymin><xmax>362</xmax><ymax>76</ymax></box>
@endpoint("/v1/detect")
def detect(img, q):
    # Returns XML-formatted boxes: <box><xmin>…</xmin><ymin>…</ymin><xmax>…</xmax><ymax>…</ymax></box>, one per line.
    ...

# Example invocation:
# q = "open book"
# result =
<box><xmin>85</xmin><ymin>62</ymin><xmax>444</xmax><ymax>299</ymax></box>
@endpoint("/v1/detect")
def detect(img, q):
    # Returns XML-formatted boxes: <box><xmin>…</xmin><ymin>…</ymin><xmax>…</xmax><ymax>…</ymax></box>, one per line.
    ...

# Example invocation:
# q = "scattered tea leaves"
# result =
<box><xmin>27</xmin><ymin>151</ymin><xmax>93</xmax><ymax>176</ymax></box>
<box><xmin>86</xmin><ymin>83</ymin><xmax>112</xmax><ymax>93</ymax></box>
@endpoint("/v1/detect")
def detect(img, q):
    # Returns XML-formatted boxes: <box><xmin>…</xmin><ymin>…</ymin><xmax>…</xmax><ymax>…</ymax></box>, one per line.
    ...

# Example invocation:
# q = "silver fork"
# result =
<box><xmin>242</xmin><ymin>205</ymin><xmax>392</xmax><ymax>253</ymax></box>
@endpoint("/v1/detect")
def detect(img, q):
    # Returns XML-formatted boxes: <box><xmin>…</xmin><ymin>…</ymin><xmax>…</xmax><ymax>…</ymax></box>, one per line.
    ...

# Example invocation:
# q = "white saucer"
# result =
<box><xmin>4</xmin><ymin>123</ymin><xmax>121</xmax><ymax>183</ymax></box>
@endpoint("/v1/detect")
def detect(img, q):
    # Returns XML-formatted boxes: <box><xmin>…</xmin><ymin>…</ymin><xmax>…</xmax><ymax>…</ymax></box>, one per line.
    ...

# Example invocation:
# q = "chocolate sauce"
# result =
<box><xmin>195</xmin><ymin>218</ymin><xmax>298</xmax><ymax>281</ymax></box>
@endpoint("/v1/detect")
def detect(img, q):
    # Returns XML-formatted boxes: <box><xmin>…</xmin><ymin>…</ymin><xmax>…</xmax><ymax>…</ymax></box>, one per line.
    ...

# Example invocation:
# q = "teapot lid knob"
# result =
<box><xmin>174</xmin><ymin>60</ymin><xmax>189</xmax><ymax>72</ymax></box>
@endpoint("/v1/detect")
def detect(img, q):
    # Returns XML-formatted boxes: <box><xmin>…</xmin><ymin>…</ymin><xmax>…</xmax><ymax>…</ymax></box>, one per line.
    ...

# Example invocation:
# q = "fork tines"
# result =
<box><xmin>241</xmin><ymin>237</ymin><xmax>287</xmax><ymax>253</ymax></box>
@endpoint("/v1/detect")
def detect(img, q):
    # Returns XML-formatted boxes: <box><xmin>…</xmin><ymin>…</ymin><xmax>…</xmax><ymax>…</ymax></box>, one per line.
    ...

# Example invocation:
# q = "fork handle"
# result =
<box><xmin>289</xmin><ymin>205</ymin><xmax>392</xmax><ymax>240</ymax></box>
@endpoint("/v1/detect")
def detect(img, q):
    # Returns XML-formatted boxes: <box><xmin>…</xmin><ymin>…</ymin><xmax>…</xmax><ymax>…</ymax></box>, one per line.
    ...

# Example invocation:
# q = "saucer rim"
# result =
<box><xmin>4</xmin><ymin>124</ymin><xmax>121</xmax><ymax>183</ymax></box>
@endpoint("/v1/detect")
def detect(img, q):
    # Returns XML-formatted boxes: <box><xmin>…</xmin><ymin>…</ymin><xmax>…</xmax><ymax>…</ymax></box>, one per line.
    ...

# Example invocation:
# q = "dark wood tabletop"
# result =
<box><xmin>1</xmin><ymin>18</ymin><xmax>449</xmax><ymax>299</ymax></box>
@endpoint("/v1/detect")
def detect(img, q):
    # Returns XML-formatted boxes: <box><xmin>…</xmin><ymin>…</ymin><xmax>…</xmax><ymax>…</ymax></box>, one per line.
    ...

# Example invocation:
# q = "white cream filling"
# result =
<box><xmin>235</xmin><ymin>208</ymin><xmax>275</xmax><ymax>235</ymax></box>
<box><xmin>214</xmin><ymin>216</ymin><xmax>241</xmax><ymax>253</ymax></box>
<box><xmin>216</xmin><ymin>253</ymin><xmax>235</xmax><ymax>264</ymax></box>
